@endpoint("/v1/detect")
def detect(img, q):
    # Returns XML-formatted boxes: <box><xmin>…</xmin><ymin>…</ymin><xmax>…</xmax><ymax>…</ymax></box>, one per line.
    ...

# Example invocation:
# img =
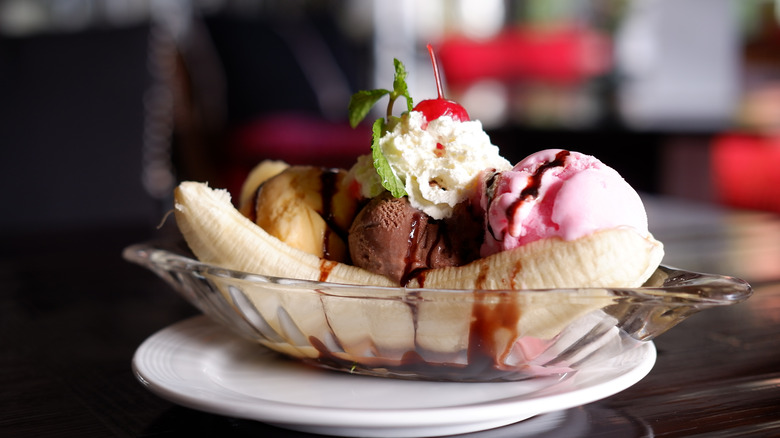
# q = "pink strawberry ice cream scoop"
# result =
<box><xmin>478</xmin><ymin>149</ymin><xmax>649</xmax><ymax>257</ymax></box>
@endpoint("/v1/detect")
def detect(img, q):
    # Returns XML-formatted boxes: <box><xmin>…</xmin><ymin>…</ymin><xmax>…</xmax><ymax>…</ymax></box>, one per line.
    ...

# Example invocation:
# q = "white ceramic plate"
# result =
<box><xmin>133</xmin><ymin>315</ymin><xmax>656</xmax><ymax>437</ymax></box>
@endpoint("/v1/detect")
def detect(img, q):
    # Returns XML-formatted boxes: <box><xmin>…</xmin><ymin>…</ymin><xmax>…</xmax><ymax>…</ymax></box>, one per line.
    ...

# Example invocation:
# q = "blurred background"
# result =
<box><xmin>1</xmin><ymin>0</ymin><xmax>779</xmax><ymax>235</ymax></box>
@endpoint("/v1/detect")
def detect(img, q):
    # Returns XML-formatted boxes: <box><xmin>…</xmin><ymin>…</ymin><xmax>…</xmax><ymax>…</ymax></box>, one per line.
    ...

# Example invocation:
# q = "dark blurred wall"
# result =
<box><xmin>0</xmin><ymin>25</ymin><xmax>160</xmax><ymax>233</ymax></box>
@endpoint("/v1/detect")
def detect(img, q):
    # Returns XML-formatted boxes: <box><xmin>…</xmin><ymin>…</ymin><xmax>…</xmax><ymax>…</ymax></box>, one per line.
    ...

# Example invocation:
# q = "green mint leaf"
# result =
<box><xmin>348</xmin><ymin>59</ymin><xmax>412</xmax><ymax>199</ymax></box>
<box><xmin>348</xmin><ymin>89</ymin><xmax>390</xmax><ymax>128</ymax></box>
<box><xmin>391</xmin><ymin>59</ymin><xmax>413</xmax><ymax>112</ymax></box>
<box><xmin>371</xmin><ymin>118</ymin><xmax>406</xmax><ymax>197</ymax></box>
<box><xmin>348</xmin><ymin>59</ymin><xmax>413</xmax><ymax>128</ymax></box>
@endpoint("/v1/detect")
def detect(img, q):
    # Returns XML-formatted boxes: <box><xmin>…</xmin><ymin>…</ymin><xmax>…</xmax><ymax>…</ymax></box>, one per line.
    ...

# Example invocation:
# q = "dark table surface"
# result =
<box><xmin>3</xmin><ymin>196</ymin><xmax>780</xmax><ymax>437</ymax></box>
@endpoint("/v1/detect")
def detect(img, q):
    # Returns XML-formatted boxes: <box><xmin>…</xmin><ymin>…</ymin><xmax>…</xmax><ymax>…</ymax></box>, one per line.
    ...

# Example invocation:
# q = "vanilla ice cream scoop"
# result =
<box><xmin>479</xmin><ymin>149</ymin><xmax>649</xmax><ymax>257</ymax></box>
<box><xmin>240</xmin><ymin>164</ymin><xmax>360</xmax><ymax>263</ymax></box>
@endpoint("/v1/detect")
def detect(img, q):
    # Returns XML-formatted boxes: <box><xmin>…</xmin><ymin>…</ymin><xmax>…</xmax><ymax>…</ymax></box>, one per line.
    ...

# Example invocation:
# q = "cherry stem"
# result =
<box><xmin>426</xmin><ymin>44</ymin><xmax>445</xmax><ymax>100</ymax></box>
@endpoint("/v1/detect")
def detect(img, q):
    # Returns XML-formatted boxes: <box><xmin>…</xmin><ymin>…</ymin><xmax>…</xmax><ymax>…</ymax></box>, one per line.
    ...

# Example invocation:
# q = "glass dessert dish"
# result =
<box><xmin>124</xmin><ymin>239</ymin><xmax>752</xmax><ymax>382</ymax></box>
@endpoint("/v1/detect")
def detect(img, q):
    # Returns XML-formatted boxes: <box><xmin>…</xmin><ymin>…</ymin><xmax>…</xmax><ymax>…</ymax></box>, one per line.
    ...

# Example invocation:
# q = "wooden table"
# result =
<box><xmin>2</xmin><ymin>196</ymin><xmax>779</xmax><ymax>437</ymax></box>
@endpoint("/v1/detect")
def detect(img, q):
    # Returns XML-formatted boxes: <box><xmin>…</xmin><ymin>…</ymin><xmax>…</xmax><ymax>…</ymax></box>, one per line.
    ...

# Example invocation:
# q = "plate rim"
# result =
<box><xmin>132</xmin><ymin>315</ymin><xmax>656</xmax><ymax>434</ymax></box>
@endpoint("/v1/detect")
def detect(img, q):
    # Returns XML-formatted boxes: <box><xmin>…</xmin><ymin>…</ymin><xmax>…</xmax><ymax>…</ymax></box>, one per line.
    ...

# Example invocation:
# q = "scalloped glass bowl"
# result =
<box><xmin>124</xmin><ymin>240</ymin><xmax>752</xmax><ymax>382</ymax></box>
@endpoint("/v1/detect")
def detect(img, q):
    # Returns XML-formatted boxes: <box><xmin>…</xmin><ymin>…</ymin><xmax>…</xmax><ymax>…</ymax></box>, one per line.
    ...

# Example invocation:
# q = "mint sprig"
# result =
<box><xmin>348</xmin><ymin>59</ymin><xmax>413</xmax><ymax>128</ymax></box>
<box><xmin>347</xmin><ymin>58</ymin><xmax>412</xmax><ymax>197</ymax></box>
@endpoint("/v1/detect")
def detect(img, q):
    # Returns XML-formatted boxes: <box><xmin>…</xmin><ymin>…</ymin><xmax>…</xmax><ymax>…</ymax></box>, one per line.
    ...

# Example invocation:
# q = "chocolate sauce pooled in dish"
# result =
<box><xmin>307</xmin><ymin>287</ymin><xmax>531</xmax><ymax>381</ymax></box>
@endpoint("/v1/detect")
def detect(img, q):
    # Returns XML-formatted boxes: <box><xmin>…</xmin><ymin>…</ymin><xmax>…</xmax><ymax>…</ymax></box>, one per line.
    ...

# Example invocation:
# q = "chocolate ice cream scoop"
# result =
<box><xmin>348</xmin><ymin>193</ymin><xmax>481</xmax><ymax>285</ymax></box>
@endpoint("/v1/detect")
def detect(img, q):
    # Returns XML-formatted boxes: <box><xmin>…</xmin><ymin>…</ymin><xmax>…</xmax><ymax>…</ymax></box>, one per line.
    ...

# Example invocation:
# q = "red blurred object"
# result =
<box><xmin>712</xmin><ymin>133</ymin><xmax>780</xmax><ymax>213</ymax></box>
<box><xmin>224</xmin><ymin>112</ymin><xmax>371</xmax><ymax>197</ymax></box>
<box><xmin>437</xmin><ymin>26</ymin><xmax>612</xmax><ymax>87</ymax></box>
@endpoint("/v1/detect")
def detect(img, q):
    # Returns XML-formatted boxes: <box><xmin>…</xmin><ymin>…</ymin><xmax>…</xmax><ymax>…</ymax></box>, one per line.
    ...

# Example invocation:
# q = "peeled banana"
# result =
<box><xmin>406</xmin><ymin>228</ymin><xmax>664</xmax><ymax>290</ymax></box>
<box><xmin>174</xmin><ymin>181</ymin><xmax>395</xmax><ymax>286</ymax></box>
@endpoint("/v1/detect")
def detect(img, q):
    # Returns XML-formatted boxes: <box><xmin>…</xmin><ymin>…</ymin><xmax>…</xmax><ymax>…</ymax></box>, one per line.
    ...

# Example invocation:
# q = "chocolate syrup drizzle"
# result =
<box><xmin>488</xmin><ymin>150</ymin><xmax>570</xmax><ymax>242</ymax></box>
<box><xmin>319</xmin><ymin>170</ymin><xmax>339</xmax><ymax>260</ymax></box>
<box><xmin>398</xmin><ymin>213</ymin><xmax>463</xmax><ymax>287</ymax></box>
<box><xmin>249</xmin><ymin>184</ymin><xmax>261</xmax><ymax>223</ymax></box>
<box><xmin>401</xmin><ymin>212</ymin><xmax>424</xmax><ymax>286</ymax></box>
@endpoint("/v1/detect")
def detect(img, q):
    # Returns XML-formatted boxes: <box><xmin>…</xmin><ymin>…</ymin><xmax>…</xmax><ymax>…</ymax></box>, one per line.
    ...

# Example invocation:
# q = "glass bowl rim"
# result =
<box><xmin>123</xmin><ymin>240</ymin><xmax>753</xmax><ymax>306</ymax></box>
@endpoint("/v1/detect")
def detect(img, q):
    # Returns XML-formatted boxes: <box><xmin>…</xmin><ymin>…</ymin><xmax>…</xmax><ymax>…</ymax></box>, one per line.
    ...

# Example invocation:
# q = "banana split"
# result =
<box><xmin>169</xmin><ymin>46</ymin><xmax>665</xmax><ymax>380</ymax></box>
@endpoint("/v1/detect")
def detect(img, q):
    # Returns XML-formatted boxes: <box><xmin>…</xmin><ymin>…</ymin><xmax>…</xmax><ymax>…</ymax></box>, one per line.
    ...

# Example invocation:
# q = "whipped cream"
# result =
<box><xmin>350</xmin><ymin>111</ymin><xmax>510</xmax><ymax>219</ymax></box>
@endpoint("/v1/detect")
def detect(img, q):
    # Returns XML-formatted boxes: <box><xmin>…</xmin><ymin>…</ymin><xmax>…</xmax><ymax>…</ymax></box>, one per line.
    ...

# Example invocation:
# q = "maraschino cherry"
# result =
<box><xmin>413</xmin><ymin>44</ymin><xmax>469</xmax><ymax>129</ymax></box>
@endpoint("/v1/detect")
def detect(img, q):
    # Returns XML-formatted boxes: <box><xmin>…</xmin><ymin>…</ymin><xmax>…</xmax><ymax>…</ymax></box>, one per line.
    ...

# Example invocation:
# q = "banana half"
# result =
<box><xmin>174</xmin><ymin>181</ymin><xmax>395</xmax><ymax>286</ymax></box>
